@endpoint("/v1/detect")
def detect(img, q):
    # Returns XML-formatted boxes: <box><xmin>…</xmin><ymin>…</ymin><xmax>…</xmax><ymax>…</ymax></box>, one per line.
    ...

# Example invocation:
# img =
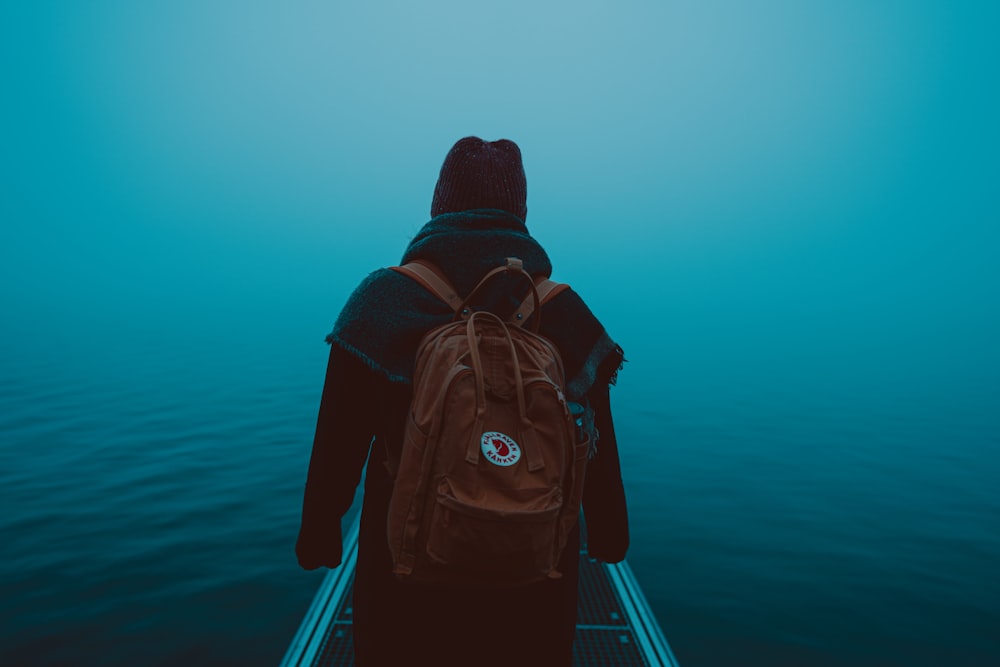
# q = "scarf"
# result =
<box><xmin>326</xmin><ymin>209</ymin><xmax>623</xmax><ymax>401</ymax></box>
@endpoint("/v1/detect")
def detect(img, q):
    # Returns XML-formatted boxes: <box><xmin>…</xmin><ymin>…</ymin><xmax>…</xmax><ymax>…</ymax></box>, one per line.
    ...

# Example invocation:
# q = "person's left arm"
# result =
<box><xmin>295</xmin><ymin>345</ymin><xmax>379</xmax><ymax>570</ymax></box>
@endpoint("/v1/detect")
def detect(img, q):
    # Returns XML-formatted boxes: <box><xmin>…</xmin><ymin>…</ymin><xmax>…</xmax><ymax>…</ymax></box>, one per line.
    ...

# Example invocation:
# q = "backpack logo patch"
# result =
<box><xmin>481</xmin><ymin>431</ymin><xmax>521</xmax><ymax>467</ymax></box>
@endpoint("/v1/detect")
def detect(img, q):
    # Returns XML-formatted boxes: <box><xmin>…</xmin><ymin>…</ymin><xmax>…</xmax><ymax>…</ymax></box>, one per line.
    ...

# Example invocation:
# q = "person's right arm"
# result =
<box><xmin>581</xmin><ymin>382</ymin><xmax>630</xmax><ymax>563</ymax></box>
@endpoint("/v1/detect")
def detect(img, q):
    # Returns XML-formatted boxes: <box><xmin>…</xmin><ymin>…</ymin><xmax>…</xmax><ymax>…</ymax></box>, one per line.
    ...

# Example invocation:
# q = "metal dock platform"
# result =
<box><xmin>281</xmin><ymin>515</ymin><xmax>680</xmax><ymax>666</ymax></box>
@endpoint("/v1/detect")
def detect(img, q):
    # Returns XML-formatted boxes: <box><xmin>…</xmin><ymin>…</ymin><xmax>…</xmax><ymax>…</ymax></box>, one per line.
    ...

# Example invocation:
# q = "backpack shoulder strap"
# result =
<box><xmin>512</xmin><ymin>277</ymin><xmax>570</xmax><ymax>325</ymax></box>
<box><xmin>392</xmin><ymin>259</ymin><xmax>567</xmax><ymax>325</ymax></box>
<box><xmin>390</xmin><ymin>260</ymin><xmax>464</xmax><ymax>313</ymax></box>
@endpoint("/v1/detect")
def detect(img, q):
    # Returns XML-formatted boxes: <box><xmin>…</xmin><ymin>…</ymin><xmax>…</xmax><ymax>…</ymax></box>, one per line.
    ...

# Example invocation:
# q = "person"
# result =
<box><xmin>295</xmin><ymin>136</ymin><xmax>629</xmax><ymax>667</ymax></box>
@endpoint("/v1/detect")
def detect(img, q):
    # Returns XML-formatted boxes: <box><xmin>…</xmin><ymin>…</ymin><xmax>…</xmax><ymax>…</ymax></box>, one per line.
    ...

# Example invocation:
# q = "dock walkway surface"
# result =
<box><xmin>281</xmin><ymin>515</ymin><xmax>680</xmax><ymax>667</ymax></box>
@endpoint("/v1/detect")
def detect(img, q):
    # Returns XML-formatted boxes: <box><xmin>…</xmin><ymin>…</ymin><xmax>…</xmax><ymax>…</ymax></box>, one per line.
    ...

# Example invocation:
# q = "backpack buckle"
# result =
<box><xmin>505</xmin><ymin>257</ymin><xmax>524</xmax><ymax>272</ymax></box>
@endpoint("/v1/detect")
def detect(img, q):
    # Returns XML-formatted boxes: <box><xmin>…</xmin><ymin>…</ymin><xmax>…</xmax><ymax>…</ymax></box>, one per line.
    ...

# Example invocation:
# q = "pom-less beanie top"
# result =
<box><xmin>431</xmin><ymin>136</ymin><xmax>528</xmax><ymax>222</ymax></box>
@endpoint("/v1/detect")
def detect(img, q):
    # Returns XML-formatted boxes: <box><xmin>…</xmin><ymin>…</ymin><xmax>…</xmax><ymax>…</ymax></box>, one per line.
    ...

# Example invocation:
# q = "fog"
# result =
<box><xmin>3</xmin><ymin>1</ymin><xmax>997</xmax><ymax>402</ymax></box>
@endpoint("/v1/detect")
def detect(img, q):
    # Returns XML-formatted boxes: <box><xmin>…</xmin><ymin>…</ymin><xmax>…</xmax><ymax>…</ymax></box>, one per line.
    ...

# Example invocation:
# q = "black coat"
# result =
<box><xmin>296</xmin><ymin>212</ymin><xmax>629</xmax><ymax>666</ymax></box>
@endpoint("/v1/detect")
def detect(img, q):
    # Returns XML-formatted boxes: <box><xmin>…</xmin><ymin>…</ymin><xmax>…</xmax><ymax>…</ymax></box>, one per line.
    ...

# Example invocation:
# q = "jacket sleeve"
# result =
<box><xmin>295</xmin><ymin>345</ymin><xmax>378</xmax><ymax>570</ymax></box>
<box><xmin>581</xmin><ymin>382</ymin><xmax>630</xmax><ymax>563</ymax></box>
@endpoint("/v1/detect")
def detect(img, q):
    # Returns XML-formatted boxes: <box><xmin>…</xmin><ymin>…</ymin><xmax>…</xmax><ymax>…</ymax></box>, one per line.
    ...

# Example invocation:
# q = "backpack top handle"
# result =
<box><xmin>455</xmin><ymin>258</ymin><xmax>542</xmax><ymax>332</ymax></box>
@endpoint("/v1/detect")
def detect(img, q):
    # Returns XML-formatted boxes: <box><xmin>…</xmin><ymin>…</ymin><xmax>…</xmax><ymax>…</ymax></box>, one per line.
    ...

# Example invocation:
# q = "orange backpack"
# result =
<box><xmin>386</xmin><ymin>257</ymin><xmax>590</xmax><ymax>586</ymax></box>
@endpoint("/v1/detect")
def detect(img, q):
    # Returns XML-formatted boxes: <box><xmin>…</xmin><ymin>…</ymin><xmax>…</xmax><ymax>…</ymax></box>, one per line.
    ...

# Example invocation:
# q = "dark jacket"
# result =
<box><xmin>296</xmin><ymin>210</ymin><xmax>628</xmax><ymax>667</ymax></box>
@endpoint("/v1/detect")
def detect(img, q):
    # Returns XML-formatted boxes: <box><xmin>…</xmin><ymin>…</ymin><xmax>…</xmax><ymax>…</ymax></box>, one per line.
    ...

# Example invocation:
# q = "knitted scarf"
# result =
<box><xmin>326</xmin><ymin>209</ymin><xmax>623</xmax><ymax>401</ymax></box>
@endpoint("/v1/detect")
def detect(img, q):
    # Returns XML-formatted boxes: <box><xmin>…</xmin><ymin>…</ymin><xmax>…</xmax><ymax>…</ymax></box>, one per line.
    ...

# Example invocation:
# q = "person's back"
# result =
<box><xmin>295</xmin><ymin>137</ymin><xmax>629</xmax><ymax>667</ymax></box>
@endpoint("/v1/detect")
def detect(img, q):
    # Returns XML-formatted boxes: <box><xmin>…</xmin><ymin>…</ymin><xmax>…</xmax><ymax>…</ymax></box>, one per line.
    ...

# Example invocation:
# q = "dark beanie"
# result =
<box><xmin>431</xmin><ymin>137</ymin><xmax>528</xmax><ymax>221</ymax></box>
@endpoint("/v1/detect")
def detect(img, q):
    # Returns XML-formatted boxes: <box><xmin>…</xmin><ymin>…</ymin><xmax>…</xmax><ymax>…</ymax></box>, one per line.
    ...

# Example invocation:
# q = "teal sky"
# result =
<box><xmin>2</xmin><ymin>1</ymin><xmax>998</xmax><ymax>401</ymax></box>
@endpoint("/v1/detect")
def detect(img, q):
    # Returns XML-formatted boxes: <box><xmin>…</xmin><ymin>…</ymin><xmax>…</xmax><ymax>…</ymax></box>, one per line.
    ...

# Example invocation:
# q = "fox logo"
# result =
<box><xmin>481</xmin><ymin>431</ymin><xmax>521</xmax><ymax>467</ymax></box>
<box><xmin>491</xmin><ymin>437</ymin><xmax>510</xmax><ymax>457</ymax></box>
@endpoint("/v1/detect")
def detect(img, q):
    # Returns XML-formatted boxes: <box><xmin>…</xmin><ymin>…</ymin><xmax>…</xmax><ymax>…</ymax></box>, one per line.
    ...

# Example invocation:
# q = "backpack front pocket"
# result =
<box><xmin>426</xmin><ymin>477</ymin><xmax>562</xmax><ymax>582</ymax></box>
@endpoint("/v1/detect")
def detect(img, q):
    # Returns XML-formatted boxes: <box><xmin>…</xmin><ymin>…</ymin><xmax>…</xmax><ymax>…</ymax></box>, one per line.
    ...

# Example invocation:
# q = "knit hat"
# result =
<box><xmin>431</xmin><ymin>137</ymin><xmax>528</xmax><ymax>221</ymax></box>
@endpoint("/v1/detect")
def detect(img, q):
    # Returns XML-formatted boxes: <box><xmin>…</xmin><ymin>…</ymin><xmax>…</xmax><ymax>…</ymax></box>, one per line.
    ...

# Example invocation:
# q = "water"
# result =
<box><xmin>0</xmin><ymin>329</ymin><xmax>327</xmax><ymax>666</ymax></box>
<box><xmin>1</xmin><ymin>298</ymin><xmax>997</xmax><ymax>666</ymax></box>
<box><xmin>621</xmin><ymin>372</ymin><xmax>999</xmax><ymax>666</ymax></box>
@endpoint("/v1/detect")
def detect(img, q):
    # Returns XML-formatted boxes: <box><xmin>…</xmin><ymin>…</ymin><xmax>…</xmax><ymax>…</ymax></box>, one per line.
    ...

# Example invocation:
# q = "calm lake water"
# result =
<box><xmin>1</xmin><ymin>302</ymin><xmax>997</xmax><ymax>667</ymax></box>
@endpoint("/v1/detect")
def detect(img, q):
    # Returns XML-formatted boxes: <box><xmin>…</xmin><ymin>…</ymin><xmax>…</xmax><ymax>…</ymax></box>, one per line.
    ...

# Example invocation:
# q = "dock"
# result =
<box><xmin>281</xmin><ymin>515</ymin><xmax>680</xmax><ymax>666</ymax></box>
